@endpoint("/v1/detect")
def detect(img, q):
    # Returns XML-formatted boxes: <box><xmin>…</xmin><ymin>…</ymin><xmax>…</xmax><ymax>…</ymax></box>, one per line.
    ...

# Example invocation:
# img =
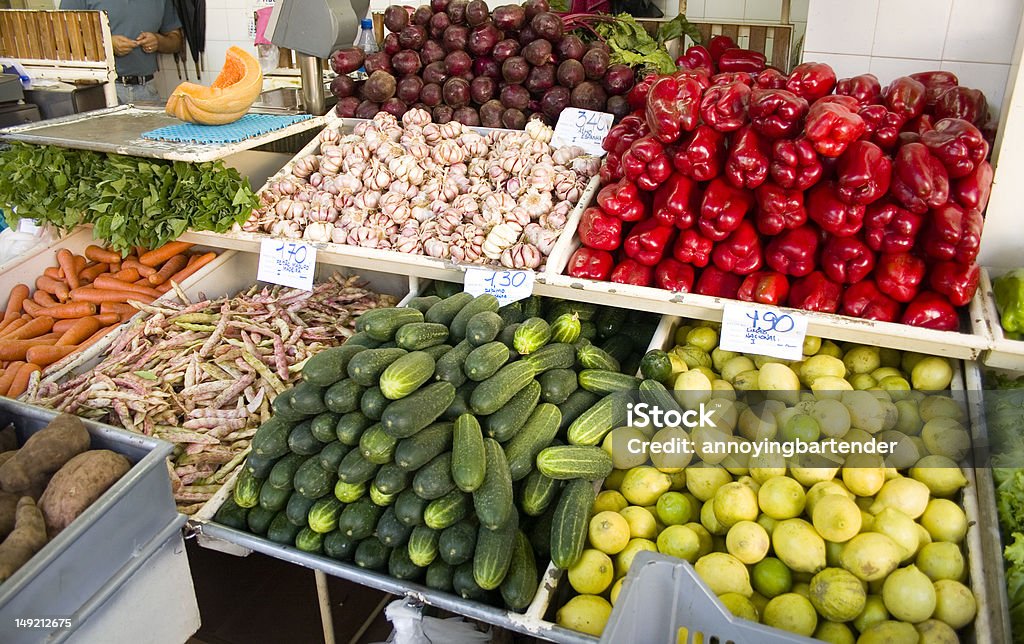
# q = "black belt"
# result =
<box><xmin>116</xmin><ymin>74</ymin><xmax>154</xmax><ymax>85</ymax></box>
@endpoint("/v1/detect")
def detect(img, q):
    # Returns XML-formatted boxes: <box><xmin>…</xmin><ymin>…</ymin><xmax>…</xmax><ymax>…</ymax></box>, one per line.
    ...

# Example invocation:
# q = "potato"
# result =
<box><xmin>0</xmin><ymin>425</ymin><xmax>15</xmax><ymax>453</ymax></box>
<box><xmin>0</xmin><ymin>451</ymin><xmax>15</xmax><ymax>469</ymax></box>
<box><xmin>0</xmin><ymin>414</ymin><xmax>90</xmax><ymax>497</ymax></box>
<box><xmin>0</xmin><ymin>490</ymin><xmax>17</xmax><ymax>540</ymax></box>
<box><xmin>0</xmin><ymin>497</ymin><xmax>47</xmax><ymax>582</ymax></box>
<box><xmin>39</xmin><ymin>450</ymin><xmax>130</xmax><ymax>537</ymax></box>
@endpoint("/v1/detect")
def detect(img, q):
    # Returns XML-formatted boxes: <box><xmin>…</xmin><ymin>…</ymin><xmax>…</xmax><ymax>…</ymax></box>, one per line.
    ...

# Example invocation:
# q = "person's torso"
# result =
<box><xmin>78</xmin><ymin>0</ymin><xmax>168</xmax><ymax>76</ymax></box>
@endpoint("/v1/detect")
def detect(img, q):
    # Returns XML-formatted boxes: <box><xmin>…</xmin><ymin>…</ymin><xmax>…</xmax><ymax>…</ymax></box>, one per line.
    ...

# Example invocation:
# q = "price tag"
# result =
<box><xmin>552</xmin><ymin>108</ymin><xmax>614</xmax><ymax>157</ymax></box>
<box><xmin>719</xmin><ymin>301</ymin><xmax>808</xmax><ymax>361</ymax></box>
<box><xmin>463</xmin><ymin>268</ymin><xmax>535</xmax><ymax>306</ymax></box>
<box><xmin>257</xmin><ymin>239</ymin><xmax>317</xmax><ymax>291</ymax></box>
<box><xmin>16</xmin><ymin>219</ymin><xmax>40</xmax><ymax>235</ymax></box>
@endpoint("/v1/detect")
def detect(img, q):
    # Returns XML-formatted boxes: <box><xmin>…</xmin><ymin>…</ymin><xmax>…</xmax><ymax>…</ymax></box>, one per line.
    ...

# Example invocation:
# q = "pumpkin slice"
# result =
<box><xmin>165</xmin><ymin>46</ymin><xmax>263</xmax><ymax>126</ymax></box>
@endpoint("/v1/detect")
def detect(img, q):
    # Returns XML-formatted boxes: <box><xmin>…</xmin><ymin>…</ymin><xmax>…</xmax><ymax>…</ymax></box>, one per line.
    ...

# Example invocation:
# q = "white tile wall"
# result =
<box><xmin>802</xmin><ymin>51</ymin><xmax>872</xmax><ymax>80</ymax></box>
<box><xmin>704</xmin><ymin>0</ymin><xmax>746</xmax><ymax>20</ymax></box>
<box><xmin>945</xmin><ymin>0</ymin><xmax>1022</xmax><ymax>64</ymax></box>
<box><xmin>745</xmin><ymin>0</ymin><xmax>783</xmax><ymax>22</ymax></box>
<box><xmin>804</xmin><ymin>0</ymin><xmax>878</xmax><ymax>57</ymax></box>
<box><xmin>871</xmin><ymin>0</ymin><xmax>952</xmax><ymax>60</ymax></box>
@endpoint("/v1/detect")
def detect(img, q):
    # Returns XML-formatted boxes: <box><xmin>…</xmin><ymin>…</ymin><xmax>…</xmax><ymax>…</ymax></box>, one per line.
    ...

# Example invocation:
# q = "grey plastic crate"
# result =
<box><xmin>0</xmin><ymin>398</ymin><xmax>178</xmax><ymax>644</ymax></box>
<box><xmin>600</xmin><ymin>551</ymin><xmax>817</xmax><ymax>644</ymax></box>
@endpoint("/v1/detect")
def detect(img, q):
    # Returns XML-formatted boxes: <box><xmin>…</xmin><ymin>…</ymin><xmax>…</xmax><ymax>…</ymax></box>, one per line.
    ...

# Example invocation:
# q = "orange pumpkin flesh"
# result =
<box><xmin>166</xmin><ymin>46</ymin><xmax>263</xmax><ymax>126</ymax></box>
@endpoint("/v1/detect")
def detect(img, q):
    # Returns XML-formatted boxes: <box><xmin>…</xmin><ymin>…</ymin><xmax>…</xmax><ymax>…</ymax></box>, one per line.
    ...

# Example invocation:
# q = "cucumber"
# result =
<box><xmin>359</xmin><ymin>423</ymin><xmax>398</xmax><ymax>464</ymax></box>
<box><xmin>425</xmin><ymin>292</ymin><xmax>474</xmax><ymax>326</ymax></box>
<box><xmin>267</xmin><ymin>511</ymin><xmax>301</xmax><ymax>544</ymax></box>
<box><xmin>412</xmin><ymin>453</ymin><xmax>456</xmax><ymax>500</ymax></box>
<box><xmin>579</xmin><ymin>320</ymin><xmax>598</xmax><ymax>341</ymax></box>
<box><xmin>434</xmin><ymin>339</ymin><xmax>473</xmax><ymax>387</ymax></box>
<box><xmin>244</xmin><ymin>453</ymin><xmax>278</xmax><ymax>480</ymax></box>
<box><xmin>360</xmin><ymin>386</ymin><xmax>388</xmax><ymax>420</ymax></box>
<box><xmin>537</xmin><ymin>445</ymin><xmax>613</xmax><ymax>480</ymax></box>
<box><xmin>334</xmin><ymin>479</ymin><xmax>367</xmax><ymax>503</ymax></box>
<box><xmin>450</xmin><ymin>294</ymin><xmax>500</xmax><ymax>342</ymax></box>
<box><xmin>521</xmin><ymin>296</ymin><xmax>542</xmax><ymax>319</ymax></box>
<box><xmin>558</xmin><ymin>389</ymin><xmax>601</xmax><ymax>432</ymax></box>
<box><xmin>356</xmin><ymin>307</ymin><xmax>424</xmax><ymax>341</ymax></box>
<box><xmin>252</xmin><ymin>417</ymin><xmax>292</xmax><ymax>459</ymax></box>
<box><xmin>551</xmin><ymin>479</ymin><xmax>596</xmax><ymax>569</ymax></box>
<box><xmin>303</xmin><ymin>344</ymin><xmax>366</xmax><ymax>386</ymax></box>
<box><xmin>354</xmin><ymin>537</ymin><xmax>391</xmax><ymax>570</ymax></box>
<box><xmin>422</xmin><ymin>343</ymin><xmax>453</xmax><ymax>361</ymax></box>
<box><xmin>473</xmin><ymin>439</ymin><xmax>513</xmax><ymax>530</ymax></box>
<box><xmin>247</xmin><ymin>505</ymin><xmax>277</xmax><ymax>535</ymax></box>
<box><xmin>324</xmin><ymin>379</ymin><xmax>366</xmax><ymax>414</ymax></box>
<box><xmin>290</xmin><ymin>381</ymin><xmax>327</xmax><ymax>415</ymax></box>
<box><xmin>640</xmin><ymin>350</ymin><xmax>674</xmax><ymax>384</ymax></box>
<box><xmin>549</xmin><ymin>313</ymin><xmax>582</xmax><ymax>344</ymax></box>
<box><xmin>381</xmin><ymin>381</ymin><xmax>456</xmax><ymax>439</ymax></box>
<box><xmin>426</xmin><ymin>559</ymin><xmax>455</xmax><ymax>592</ymax></box>
<box><xmin>452</xmin><ymin>414</ymin><xmax>486</xmax><ymax>493</ymax></box>
<box><xmin>347</xmin><ymin>348</ymin><xmax>408</xmax><ymax>387</ymax></box>
<box><xmin>286</xmin><ymin>492</ymin><xmax>318</xmax><ymax>526</ymax></box>
<box><xmin>404</xmin><ymin>295</ymin><xmax>442</xmax><ymax>313</ymax></box>
<box><xmin>389</xmin><ymin>544</ymin><xmax>424</xmax><ymax>581</ymax></box>
<box><xmin>524</xmin><ymin>342</ymin><xmax>576</xmax><ymax>373</ymax></box>
<box><xmin>294</xmin><ymin>459</ymin><xmax>336</xmax><ymax>499</ymax></box>
<box><xmin>601</xmin><ymin>334</ymin><xmax>635</xmax><ymax>365</ymax></box>
<box><xmin>500</xmin><ymin>531</ymin><xmax>538</xmax><ymax>611</ymax></box>
<box><xmin>311</xmin><ymin>411</ymin><xmax>341</xmax><ymax>443</ymax></box>
<box><xmin>578</xmin><ymin>370</ymin><xmax>641</xmax><ymax>394</ymax></box>
<box><xmin>337</xmin><ymin>498</ymin><xmax>384</xmax><ymax>540</ymax></box>
<box><xmin>464</xmin><ymin>341</ymin><xmax>510</xmax><ymax>382</ymax></box>
<box><xmin>596</xmin><ymin>307</ymin><xmax>627</xmax><ymax>338</ymax></box>
<box><xmin>498</xmin><ymin>322</ymin><xmax>521</xmax><ymax>349</ymax></box>
<box><xmin>408</xmin><ymin>525</ymin><xmax>440</xmax><ymax>567</ymax></box>
<box><xmin>288</xmin><ymin>420</ymin><xmax>326</xmax><ymax>456</ymax></box>
<box><xmin>346</xmin><ymin>331</ymin><xmax>382</xmax><ymax>348</ymax></box>
<box><xmin>394</xmin><ymin>421</ymin><xmax>454</xmax><ymax>471</ymax></box>
<box><xmin>567</xmin><ymin>391</ymin><xmax>631</xmax><ymax>446</ymax></box>
<box><xmin>324</xmin><ymin>530</ymin><xmax>356</xmax><ymax>561</ymax></box>
<box><xmin>394</xmin><ymin>489</ymin><xmax>428</xmax><ymax>526</ymax></box>
<box><xmin>505</xmin><ymin>403</ymin><xmax>561</xmax><ymax>481</ymax></box>
<box><xmin>473</xmin><ymin>514</ymin><xmax>518</xmax><ymax>590</ymax></box>
<box><xmin>295</xmin><ymin>527</ymin><xmax>324</xmax><ymax>553</ymax></box>
<box><xmin>336</xmin><ymin>412</ymin><xmax>372</xmax><ymax>445</ymax></box>
<box><xmin>259</xmin><ymin>481</ymin><xmax>292</xmax><ymax>512</ymax></box>
<box><xmin>529</xmin><ymin>503</ymin><xmax>556</xmax><ymax>561</ymax></box>
<box><xmin>466</xmin><ymin>311</ymin><xmax>504</xmax><ymax>346</ymax></box>
<box><xmin>268</xmin><ymin>453</ymin><xmax>305</xmax><ymax>490</ymax></box>
<box><xmin>577</xmin><ymin>344</ymin><xmax>621</xmax><ymax>372</ymax></box>
<box><xmin>548</xmin><ymin>301</ymin><xmax>597</xmax><ymax>322</ymax></box>
<box><xmin>271</xmin><ymin>391</ymin><xmax>308</xmax><ymax>422</ymax></box>
<box><xmin>318</xmin><ymin>441</ymin><xmax>350</xmax><ymax>472</ymax></box>
<box><xmin>432</xmin><ymin>281</ymin><xmax>462</xmax><ymax>299</ymax></box>
<box><xmin>376</xmin><ymin>506</ymin><xmax>413</xmax><ymax>548</ymax></box>
<box><xmin>498</xmin><ymin>301</ymin><xmax>524</xmax><ymax>325</ymax></box>
<box><xmin>639</xmin><ymin>378</ymin><xmax>684</xmax><ymax>416</ymax></box>
<box><xmin>370</xmin><ymin>482</ymin><xmax>398</xmax><ymax>507</ymax></box>
<box><xmin>520</xmin><ymin>469</ymin><xmax>561</xmax><ymax>516</ymax></box>
<box><xmin>336</xmin><ymin>449</ymin><xmax>380</xmax><ymax>485</ymax></box>
<box><xmin>470</xmin><ymin>361</ymin><xmax>537</xmax><ymax>415</ymax></box>
<box><xmin>308</xmin><ymin>497</ymin><xmax>344</xmax><ymax>533</ymax></box>
<box><xmin>439</xmin><ymin>520</ymin><xmax>477</xmax><ymax>566</ymax></box>
<box><xmin>373</xmin><ymin>462</ymin><xmax>412</xmax><ymax>495</ymax></box>
<box><xmin>379</xmin><ymin>351</ymin><xmax>435</xmax><ymax>400</ymax></box>
<box><xmin>538</xmin><ymin>368</ymin><xmax>578</xmax><ymax>404</ymax></box>
<box><xmin>483</xmin><ymin>380</ymin><xmax>541</xmax><ymax>442</ymax></box>
<box><xmin>423</xmin><ymin>489</ymin><xmax>471</xmax><ymax>530</ymax></box>
<box><xmin>443</xmin><ymin>380</ymin><xmax>477</xmax><ymax>421</ymax></box>
<box><xmin>454</xmin><ymin>563</ymin><xmax>489</xmax><ymax>601</ymax></box>
<box><xmin>513</xmin><ymin>317</ymin><xmax>551</xmax><ymax>355</ymax></box>
<box><xmin>233</xmin><ymin>468</ymin><xmax>262</xmax><ymax>508</ymax></box>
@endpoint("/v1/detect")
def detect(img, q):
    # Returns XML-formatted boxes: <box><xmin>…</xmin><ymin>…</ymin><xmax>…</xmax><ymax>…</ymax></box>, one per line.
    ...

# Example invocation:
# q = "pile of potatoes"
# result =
<box><xmin>0</xmin><ymin>414</ymin><xmax>131</xmax><ymax>581</ymax></box>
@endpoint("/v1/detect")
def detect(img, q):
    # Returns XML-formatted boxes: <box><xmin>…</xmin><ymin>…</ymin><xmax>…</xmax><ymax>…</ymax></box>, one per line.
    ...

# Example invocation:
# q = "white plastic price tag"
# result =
<box><xmin>719</xmin><ymin>301</ymin><xmax>808</xmax><ymax>361</ymax></box>
<box><xmin>257</xmin><ymin>239</ymin><xmax>317</xmax><ymax>291</ymax></box>
<box><xmin>552</xmin><ymin>108</ymin><xmax>614</xmax><ymax>156</ymax></box>
<box><xmin>16</xmin><ymin>219</ymin><xmax>40</xmax><ymax>235</ymax></box>
<box><xmin>463</xmin><ymin>268</ymin><xmax>535</xmax><ymax>306</ymax></box>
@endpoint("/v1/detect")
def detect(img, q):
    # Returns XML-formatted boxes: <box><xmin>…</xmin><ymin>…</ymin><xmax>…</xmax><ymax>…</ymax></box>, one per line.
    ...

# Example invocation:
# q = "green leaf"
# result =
<box><xmin>658</xmin><ymin>14</ymin><xmax>703</xmax><ymax>46</ymax></box>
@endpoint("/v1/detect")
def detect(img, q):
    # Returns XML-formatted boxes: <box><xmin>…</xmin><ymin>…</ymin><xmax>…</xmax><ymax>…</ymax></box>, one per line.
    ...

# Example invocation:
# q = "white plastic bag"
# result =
<box><xmin>373</xmin><ymin>599</ymin><xmax>493</xmax><ymax>644</ymax></box>
<box><xmin>0</xmin><ymin>218</ymin><xmax>56</xmax><ymax>266</ymax></box>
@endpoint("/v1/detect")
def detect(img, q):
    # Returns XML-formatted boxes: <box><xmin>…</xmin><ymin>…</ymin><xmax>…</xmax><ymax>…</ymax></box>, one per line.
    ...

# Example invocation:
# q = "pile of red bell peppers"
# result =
<box><xmin>566</xmin><ymin>36</ymin><xmax>994</xmax><ymax>332</ymax></box>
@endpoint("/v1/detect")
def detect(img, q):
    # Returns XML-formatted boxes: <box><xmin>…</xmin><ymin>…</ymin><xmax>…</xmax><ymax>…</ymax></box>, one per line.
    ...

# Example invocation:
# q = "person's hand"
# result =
<box><xmin>136</xmin><ymin>32</ymin><xmax>160</xmax><ymax>54</ymax></box>
<box><xmin>112</xmin><ymin>35</ymin><xmax>137</xmax><ymax>57</ymax></box>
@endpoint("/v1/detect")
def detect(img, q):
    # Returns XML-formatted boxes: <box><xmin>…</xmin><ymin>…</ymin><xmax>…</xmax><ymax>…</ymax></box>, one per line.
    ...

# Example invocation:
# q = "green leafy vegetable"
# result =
<box><xmin>0</xmin><ymin>143</ymin><xmax>257</xmax><ymax>256</ymax></box>
<box><xmin>657</xmin><ymin>14</ymin><xmax>702</xmax><ymax>47</ymax></box>
<box><xmin>585</xmin><ymin>13</ymin><xmax>677</xmax><ymax>75</ymax></box>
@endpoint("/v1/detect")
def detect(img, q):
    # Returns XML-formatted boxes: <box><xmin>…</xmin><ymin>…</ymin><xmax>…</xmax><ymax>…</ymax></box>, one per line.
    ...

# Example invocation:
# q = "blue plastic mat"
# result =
<box><xmin>141</xmin><ymin>114</ymin><xmax>313</xmax><ymax>144</ymax></box>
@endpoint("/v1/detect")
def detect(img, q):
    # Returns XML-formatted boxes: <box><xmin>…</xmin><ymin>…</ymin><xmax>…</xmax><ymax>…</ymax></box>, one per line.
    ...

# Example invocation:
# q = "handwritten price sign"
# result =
<box><xmin>258</xmin><ymin>239</ymin><xmax>317</xmax><ymax>291</ymax></box>
<box><xmin>719</xmin><ymin>301</ymin><xmax>808</xmax><ymax>360</ymax></box>
<box><xmin>553</xmin><ymin>108</ymin><xmax>614</xmax><ymax>156</ymax></box>
<box><xmin>463</xmin><ymin>268</ymin><xmax>535</xmax><ymax>306</ymax></box>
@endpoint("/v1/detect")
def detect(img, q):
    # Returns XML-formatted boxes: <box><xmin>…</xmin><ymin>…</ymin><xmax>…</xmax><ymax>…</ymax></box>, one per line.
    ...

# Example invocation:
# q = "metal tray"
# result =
<box><xmin>0</xmin><ymin>398</ymin><xmax>178</xmax><ymax>644</ymax></box>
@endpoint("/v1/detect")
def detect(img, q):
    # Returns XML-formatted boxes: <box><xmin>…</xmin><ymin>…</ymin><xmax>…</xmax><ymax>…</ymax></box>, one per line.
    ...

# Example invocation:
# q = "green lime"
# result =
<box><xmin>752</xmin><ymin>557</ymin><xmax>793</xmax><ymax>599</ymax></box>
<box><xmin>656</xmin><ymin>492</ymin><xmax>693</xmax><ymax>526</ymax></box>
<box><xmin>640</xmin><ymin>350</ymin><xmax>674</xmax><ymax>384</ymax></box>
<box><xmin>781</xmin><ymin>413</ymin><xmax>821</xmax><ymax>444</ymax></box>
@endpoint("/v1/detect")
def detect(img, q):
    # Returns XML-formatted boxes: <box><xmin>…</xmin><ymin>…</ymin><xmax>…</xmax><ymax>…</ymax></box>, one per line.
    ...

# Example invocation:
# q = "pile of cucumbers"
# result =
<box><xmin>214</xmin><ymin>282</ymin><xmax>658</xmax><ymax>610</ymax></box>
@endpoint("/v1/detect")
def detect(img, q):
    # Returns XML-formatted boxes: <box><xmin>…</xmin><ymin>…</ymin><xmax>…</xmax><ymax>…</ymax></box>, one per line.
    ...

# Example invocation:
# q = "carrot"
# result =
<box><xmin>0</xmin><ymin>313</ymin><xmax>19</xmax><ymax>335</ymax></box>
<box><xmin>55</xmin><ymin>316</ymin><xmax>101</xmax><ymax>346</ymax></box>
<box><xmin>7</xmin><ymin>363</ymin><xmax>41</xmax><ymax>398</ymax></box>
<box><xmin>0</xmin><ymin>338</ymin><xmax>59</xmax><ymax>361</ymax></box>
<box><xmin>99</xmin><ymin>302</ymin><xmax>136</xmax><ymax>316</ymax></box>
<box><xmin>109</xmin><ymin>262</ymin><xmax>121</xmax><ymax>273</ymax></box>
<box><xmin>43</xmin><ymin>266</ymin><xmax>63</xmax><ymax>280</ymax></box>
<box><xmin>165</xmin><ymin>251</ymin><xmax>217</xmax><ymax>285</ymax></box>
<box><xmin>5</xmin><ymin>284</ymin><xmax>29</xmax><ymax>319</ymax></box>
<box><xmin>52</xmin><ymin>314</ymin><xmax>120</xmax><ymax>335</ymax></box>
<box><xmin>78</xmin><ymin>324</ymin><xmax>120</xmax><ymax>351</ymax></box>
<box><xmin>5</xmin><ymin>316</ymin><xmax>54</xmax><ymax>340</ymax></box>
<box><xmin>32</xmin><ymin>290</ymin><xmax>58</xmax><ymax>307</ymax></box>
<box><xmin>21</xmin><ymin>300</ymin><xmax>44</xmax><ymax>317</ymax></box>
<box><xmin>112</xmin><ymin>267</ymin><xmax>140</xmax><ymax>282</ymax></box>
<box><xmin>26</xmin><ymin>345</ymin><xmax>77</xmax><ymax>368</ymax></box>
<box><xmin>28</xmin><ymin>302</ymin><xmax>96</xmax><ymax>320</ymax></box>
<box><xmin>139</xmin><ymin>241</ymin><xmax>194</xmax><ymax>267</ymax></box>
<box><xmin>92</xmin><ymin>275</ymin><xmax>161</xmax><ymax>298</ymax></box>
<box><xmin>69</xmin><ymin>288</ymin><xmax>154</xmax><ymax>305</ymax></box>
<box><xmin>35</xmin><ymin>276</ymin><xmax>70</xmax><ymax>301</ymax></box>
<box><xmin>0</xmin><ymin>319</ymin><xmax>27</xmax><ymax>338</ymax></box>
<box><xmin>122</xmin><ymin>259</ymin><xmax>156</xmax><ymax>277</ymax></box>
<box><xmin>85</xmin><ymin>245</ymin><xmax>121</xmax><ymax>264</ymax></box>
<box><xmin>148</xmin><ymin>254</ymin><xmax>189</xmax><ymax>286</ymax></box>
<box><xmin>56</xmin><ymin>249</ymin><xmax>81</xmax><ymax>289</ymax></box>
<box><xmin>78</xmin><ymin>262</ymin><xmax>110</xmax><ymax>283</ymax></box>
<box><xmin>0</xmin><ymin>362</ymin><xmax>24</xmax><ymax>397</ymax></box>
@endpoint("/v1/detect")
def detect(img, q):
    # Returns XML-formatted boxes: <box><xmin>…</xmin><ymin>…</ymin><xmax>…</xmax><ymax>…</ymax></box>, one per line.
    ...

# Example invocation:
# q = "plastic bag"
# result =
<box><xmin>373</xmin><ymin>599</ymin><xmax>492</xmax><ymax>644</ymax></box>
<box><xmin>0</xmin><ymin>216</ymin><xmax>56</xmax><ymax>266</ymax></box>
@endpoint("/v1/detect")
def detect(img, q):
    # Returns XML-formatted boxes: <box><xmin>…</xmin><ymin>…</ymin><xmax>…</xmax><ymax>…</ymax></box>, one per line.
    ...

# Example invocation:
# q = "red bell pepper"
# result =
<box><xmin>578</xmin><ymin>207</ymin><xmax>623</xmax><ymax>251</ymax></box>
<box><xmin>698</xmin><ymin>177</ymin><xmax>755</xmax><ymax>241</ymax></box>
<box><xmin>622</xmin><ymin>135</ymin><xmax>673</xmax><ymax>191</ymax></box>
<box><xmin>815</xmin><ymin>95</ymin><xmax>862</xmax><ymax>111</ymax></box>
<box><xmin>841</xmin><ymin>281</ymin><xmax>901</xmax><ymax>322</ymax></box>
<box><xmin>610</xmin><ymin>259</ymin><xmax>654</xmax><ymax>286</ymax></box>
<box><xmin>930</xmin><ymin>261</ymin><xmax>980</xmax><ymax>307</ymax></box>
<box><xmin>718</xmin><ymin>48</ymin><xmax>766</xmax><ymax>73</ymax></box>
<box><xmin>627</xmin><ymin>74</ymin><xmax>658</xmax><ymax>112</ymax></box>
<box><xmin>695</xmin><ymin>265</ymin><xmax>742</xmax><ymax>298</ymax></box>
<box><xmin>807</xmin><ymin>180</ymin><xmax>865</xmax><ymax>237</ymax></box>
<box><xmin>863</xmin><ymin>199</ymin><xmax>924</xmax><ymax>254</ymax></box>
<box><xmin>899</xmin><ymin>114</ymin><xmax>935</xmax><ymax>145</ymax></box>
<box><xmin>699</xmin><ymin>81</ymin><xmax>751</xmax><ymax>132</ymax></box>
<box><xmin>755</xmin><ymin>181</ymin><xmax>807</xmax><ymax>236</ymax></box>
<box><xmin>909</xmin><ymin>71</ymin><xmax>959</xmax><ymax>111</ymax></box>
<box><xmin>836</xmin><ymin>140</ymin><xmax>892</xmax><ymax>205</ymax></box>
<box><xmin>600</xmin><ymin>152</ymin><xmax>625</xmax><ymax>184</ymax></box>
<box><xmin>770</xmin><ymin>137</ymin><xmax>823</xmax><ymax>191</ymax></box>
<box><xmin>597</xmin><ymin>179</ymin><xmax>646</xmax><ymax>222</ymax></box>
<box><xmin>786</xmin><ymin>62</ymin><xmax>837</xmax><ymax>102</ymax></box>
<box><xmin>654</xmin><ymin>259</ymin><xmax>695</xmax><ymax>292</ymax></box>
<box><xmin>875</xmin><ymin>252</ymin><xmax>926</xmax><ymax>303</ymax></box>
<box><xmin>674</xmin><ymin>68</ymin><xmax>712</xmax><ymax>92</ymax></box>
<box><xmin>857</xmin><ymin>105</ymin><xmax>905</xmax><ymax>151</ymax></box>
<box><xmin>672</xmin><ymin>228</ymin><xmax>714</xmax><ymax>267</ymax></box>
<box><xmin>805</xmin><ymin>100</ymin><xmax>866</xmax><ymax>158</ymax></box>
<box><xmin>671</xmin><ymin>125</ymin><xmax>727</xmax><ymax>182</ymax></box>
<box><xmin>725</xmin><ymin>126</ymin><xmax>771</xmax><ymax>190</ymax></box>
<box><xmin>711</xmin><ymin>221</ymin><xmax>763</xmax><ymax>275</ymax></box>
<box><xmin>737</xmin><ymin>271</ymin><xmax>790</xmax><ymax>305</ymax></box>
<box><xmin>602</xmin><ymin>114</ymin><xmax>648</xmax><ymax>156</ymax></box>
<box><xmin>890</xmin><ymin>142</ymin><xmax>950</xmax><ymax>214</ymax></box>
<box><xmin>835</xmin><ymin>74</ymin><xmax>882</xmax><ymax>106</ymax></box>
<box><xmin>951</xmin><ymin>160</ymin><xmax>994</xmax><ymax>211</ymax></box>
<box><xmin>755</xmin><ymin>68</ymin><xmax>788</xmax><ymax>90</ymax></box>
<box><xmin>901</xmin><ymin>291</ymin><xmax>959</xmax><ymax>330</ymax></box>
<box><xmin>934</xmin><ymin>86</ymin><xmax>988</xmax><ymax>127</ymax></box>
<box><xmin>765</xmin><ymin>225</ymin><xmax>819</xmax><ymax>277</ymax></box>
<box><xmin>748</xmin><ymin>88</ymin><xmax>809</xmax><ymax>139</ymax></box>
<box><xmin>566</xmin><ymin>248</ymin><xmax>614</xmax><ymax>281</ymax></box>
<box><xmin>821</xmin><ymin>235</ymin><xmax>875</xmax><ymax>284</ymax></box>
<box><xmin>677</xmin><ymin>45</ymin><xmax>714</xmax><ymax>75</ymax></box>
<box><xmin>653</xmin><ymin>173</ymin><xmax>701</xmax><ymax>229</ymax></box>
<box><xmin>711</xmin><ymin>72</ymin><xmax>754</xmax><ymax>87</ymax></box>
<box><xmin>708</xmin><ymin>35</ymin><xmax>736</xmax><ymax>62</ymax></box>
<box><xmin>788</xmin><ymin>271</ymin><xmax>842</xmax><ymax>313</ymax></box>
<box><xmin>624</xmin><ymin>218</ymin><xmax>675</xmax><ymax>266</ymax></box>
<box><xmin>921</xmin><ymin>203</ymin><xmax>983</xmax><ymax>264</ymax></box>
<box><xmin>882</xmin><ymin>76</ymin><xmax>927</xmax><ymax>121</ymax></box>
<box><xmin>645</xmin><ymin>74</ymin><xmax>703</xmax><ymax>144</ymax></box>
<box><xmin>920</xmin><ymin>117</ymin><xmax>989</xmax><ymax>178</ymax></box>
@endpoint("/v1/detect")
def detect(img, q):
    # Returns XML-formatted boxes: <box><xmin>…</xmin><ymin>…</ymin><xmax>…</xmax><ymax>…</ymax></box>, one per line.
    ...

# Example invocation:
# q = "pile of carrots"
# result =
<box><xmin>0</xmin><ymin>241</ymin><xmax>218</xmax><ymax>398</ymax></box>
